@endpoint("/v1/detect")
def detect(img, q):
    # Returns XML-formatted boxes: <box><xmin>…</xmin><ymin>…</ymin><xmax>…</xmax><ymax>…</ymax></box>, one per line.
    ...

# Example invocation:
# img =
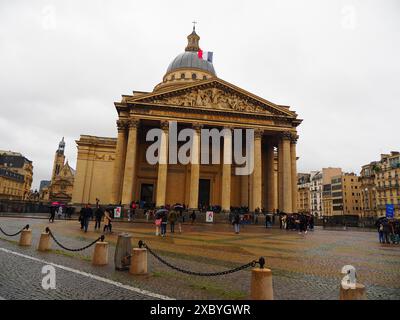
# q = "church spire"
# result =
<box><xmin>57</xmin><ymin>137</ymin><xmax>65</xmax><ymax>155</ymax></box>
<box><xmin>185</xmin><ymin>23</ymin><xmax>200</xmax><ymax>52</ymax></box>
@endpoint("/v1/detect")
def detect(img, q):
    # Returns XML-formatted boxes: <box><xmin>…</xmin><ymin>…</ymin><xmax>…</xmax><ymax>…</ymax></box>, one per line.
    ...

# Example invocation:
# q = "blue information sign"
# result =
<box><xmin>386</xmin><ymin>204</ymin><xmax>394</xmax><ymax>219</ymax></box>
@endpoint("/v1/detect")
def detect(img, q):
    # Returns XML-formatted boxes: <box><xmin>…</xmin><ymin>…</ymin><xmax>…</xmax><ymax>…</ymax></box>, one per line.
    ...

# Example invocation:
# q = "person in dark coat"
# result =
<box><xmin>382</xmin><ymin>219</ymin><xmax>391</xmax><ymax>244</ymax></box>
<box><xmin>160</xmin><ymin>210</ymin><xmax>168</xmax><ymax>237</ymax></box>
<box><xmin>94</xmin><ymin>207</ymin><xmax>104</xmax><ymax>230</ymax></box>
<box><xmin>232</xmin><ymin>211</ymin><xmax>241</xmax><ymax>234</ymax></box>
<box><xmin>82</xmin><ymin>204</ymin><xmax>93</xmax><ymax>233</ymax></box>
<box><xmin>49</xmin><ymin>205</ymin><xmax>56</xmax><ymax>223</ymax></box>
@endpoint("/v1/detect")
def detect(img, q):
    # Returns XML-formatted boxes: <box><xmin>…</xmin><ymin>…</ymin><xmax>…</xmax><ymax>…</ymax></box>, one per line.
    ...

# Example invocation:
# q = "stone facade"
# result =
<box><xmin>297</xmin><ymin>173</ymin><xmax>311</xmax><ymax>214</ymax></box>
<box><xmin>72</xmin><ymin>28</ymin><xmax>302</xmax><ymax>212</ymax></box>
<box><xmin>0</xmin><ymin>150</ymin><xmax>33</xmax><ymax>200</ymax></box>
<box><xmin>360</xmin><ymin>151</ymin><xmax>400</xmax><ymax>218</ymax></box>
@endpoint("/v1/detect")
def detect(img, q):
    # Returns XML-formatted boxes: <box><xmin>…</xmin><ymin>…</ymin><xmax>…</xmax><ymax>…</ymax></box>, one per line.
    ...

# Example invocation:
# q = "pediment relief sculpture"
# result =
<box><xmin>147</xmin><ymin>88</ymin><xmax>271</xmax><ymax>114</ymax></box>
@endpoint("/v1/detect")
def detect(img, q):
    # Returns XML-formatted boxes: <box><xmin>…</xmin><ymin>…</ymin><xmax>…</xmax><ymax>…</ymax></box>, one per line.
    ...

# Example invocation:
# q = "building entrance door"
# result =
<box><xmin>198</xmin><ymin>179</ymin><xmax>211</xmax><ymax>208</ymax></box>
<box><xmin>140</xmin><ymin>184</ymin><xmax>154</xmax><ymax>204</ymax></box>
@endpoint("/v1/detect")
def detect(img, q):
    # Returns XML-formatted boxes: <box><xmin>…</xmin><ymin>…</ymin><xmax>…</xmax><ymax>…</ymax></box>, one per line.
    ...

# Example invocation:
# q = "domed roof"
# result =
<box><xmin>166</xmin><ymin>51</ymin><xmax>216</xmax><ymax>75</ymax></box>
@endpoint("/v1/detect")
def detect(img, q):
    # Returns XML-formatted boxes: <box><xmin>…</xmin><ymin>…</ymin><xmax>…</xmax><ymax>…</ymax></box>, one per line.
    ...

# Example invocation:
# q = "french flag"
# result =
<box><xmin>197</xmin><ymin>49</ymin><xmax>213</xmax><ymax>63</ymax></box>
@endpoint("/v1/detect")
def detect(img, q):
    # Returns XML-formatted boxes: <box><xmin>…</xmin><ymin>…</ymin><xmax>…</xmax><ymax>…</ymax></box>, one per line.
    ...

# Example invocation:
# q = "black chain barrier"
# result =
<box><xmin>46</xmin><ymin>227</ymin><xmax>105</xmax><ymax>252</ymax></box>
<box><xmin>138</xmin><ymin>240</ymin><xmax>265</xmax><ymax>277</ymax></box>
<box><xmin>0</xmin><ymin>224</ymin><xmax>29</xmax><ymax>237</ymax></box>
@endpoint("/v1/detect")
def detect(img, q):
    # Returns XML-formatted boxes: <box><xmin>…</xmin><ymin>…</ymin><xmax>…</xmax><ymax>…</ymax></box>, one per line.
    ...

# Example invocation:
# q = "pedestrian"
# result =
<box><xmin>79</xmin><ymin>207</ymin><xmax>85</xmax><ymax>229</ymax></box>
<box><xmin>49</xmin><ymin>205</ymin><xmax>56</xmax><ymax>223</ymax></box>
<box><xmin>103</xmin><ymin>208</ymin><xmax>112</xmax><ymax>233</ymax></box>
<box><xmin>382</xmin><ymin>219</ymin><xmax>391</xmax><ymax>244</ymax></box>
<box><xmin>57</xmin><ymin>206</ymin><xmax>63</xmax><ymax>219</ymax></box>
<box><xmin>232</xmin><ymin>211</ymin><xmax>241</xmax><ymax>234</ymax></box>
<box><xmin>155</xmin><ymin>211</ymin><xmax>162</xmax><ymax>236</ymax></box>
<box><xmin>129</xmin><ymin>201</ymin><xmax>137</xmax><ymax>222</ymax></box>
<box><xmin>190</xmin><ymin>210</ymin><xmax>196</xmax><ymax>224</ymax></box>
<box><xmin>94</xmin><ymin>206</ymin><xmax>103</xmax><ymax>230</ymax></box>
<box><xmin>309</xmin><ymin>215</ymin><xmax>314</xmax><ymax>231</ymax></box>
<box><xmin>177</xmin><ymin>210</ymin><xmax>184</xmax><ymax>233</ymax></box>
<box><xmin>168</xmin><ymin>209</ymin><xmax>177</xmax><ymax>233</ymax></box>
<box><xmin>378</xmin><ymin>222</ymin><xmax>384</xmax><ymax>243</ymax></box>
<box><xmin>161</xmin><ymin>210</ymin><xmax>168</xmax><ymax>237</ymax></box>
<box><xmin>83</xmin><ymin>204</ymin><xmax>93</xmax><ymax>233</ymax></box>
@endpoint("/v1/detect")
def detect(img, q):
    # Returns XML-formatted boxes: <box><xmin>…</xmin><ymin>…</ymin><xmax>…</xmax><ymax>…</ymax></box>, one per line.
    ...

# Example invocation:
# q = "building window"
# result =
<box><xmin>192</xmin><ymin>73</ymin><xmax>197</xmax><ymax>80</ymax></box>
<box><xmin>180</xmin><ymin>73</ymin><xmax>185</xmax><ymax>79</ymax></box>
<box><xmin>203</xmin><ymin>75</ymin><xmax>207</xmax><ymax>80</ymax></box>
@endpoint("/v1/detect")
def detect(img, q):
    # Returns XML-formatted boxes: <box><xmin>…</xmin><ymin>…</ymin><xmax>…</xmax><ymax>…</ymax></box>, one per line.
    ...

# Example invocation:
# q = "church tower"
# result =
<box><xmin>51</xmin><ymin>137</ymin><xmax>66</xmax><ymax>183</ymax></box>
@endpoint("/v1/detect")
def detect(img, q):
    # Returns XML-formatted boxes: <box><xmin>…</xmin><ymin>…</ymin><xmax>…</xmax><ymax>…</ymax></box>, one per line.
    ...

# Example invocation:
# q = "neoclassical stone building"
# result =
<box><xmin>72</xmin><ymin>28</ymin><xmax>302</xmax><ymax>213</ymax></box>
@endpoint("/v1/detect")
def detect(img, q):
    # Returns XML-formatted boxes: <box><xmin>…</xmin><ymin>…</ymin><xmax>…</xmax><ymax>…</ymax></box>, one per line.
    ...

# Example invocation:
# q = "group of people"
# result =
<box><xmin>376</xmin><ymin>218</ymin><xmax>400</xmax><ymax>244</ymax></box>
<box><xmin>78</xmin><ymin>204</ymin><xmax>113</xmax><ymax>233</ymax></box>
<box><xmin>153</xmin><ymin>205</ymin><xmax>189</xmax><ymax>237</ymax></box>
<box><xmin>279</xmin><ymin>213</ymin><xmax>314</xmax><ymax>234</ymax></box>
<box><xmin>48</xmin><ymin>205</ymin><xmax>75</xmax><ymax>222</ymax></box>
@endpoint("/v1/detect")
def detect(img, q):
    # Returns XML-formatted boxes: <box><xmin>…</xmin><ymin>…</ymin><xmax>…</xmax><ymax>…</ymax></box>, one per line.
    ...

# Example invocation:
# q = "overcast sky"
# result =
<box><xmin>0</xmin><ymin>0</ymin><xmax>399</xmax><ymax>190</ymax></box>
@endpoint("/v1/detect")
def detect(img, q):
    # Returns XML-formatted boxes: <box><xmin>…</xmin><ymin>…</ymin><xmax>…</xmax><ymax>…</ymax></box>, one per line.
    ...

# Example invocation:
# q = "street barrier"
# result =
<box><xmin>37</xmin><ymin>231</ymin><xmax>51</xmax><ymax>251</ymax></box>
<box><xmin>129</xmin><ymin>246</ymin><xmax>148</xmax><ymax>275</ymax></box>
<box><xmin>250</xmin><ymin>257</ymin><xmax>274</xmax><ymax>300</ymax></box>
<box><xmin>133</xmin><ymin>240</ymin><xmax>269</xmax><ymax>299</ymax></box>
<box><xmin>339</xmin><ymin>283</ymin><xmax>366</xmax><ymax>300</ymax></box>
<box><xmin>45</xmin><ymin>227</ymin><xmax>107</xmax><ymax>265</ymax></box>
<box><xmin>92</xmin><ymin>240</ymin><xmax>109</xmax><ymax>266</ymax></box>
<box><xmin>19</xmin><ymin>228</ymin><xmax>32</xmax><ymax>246</ymax></box>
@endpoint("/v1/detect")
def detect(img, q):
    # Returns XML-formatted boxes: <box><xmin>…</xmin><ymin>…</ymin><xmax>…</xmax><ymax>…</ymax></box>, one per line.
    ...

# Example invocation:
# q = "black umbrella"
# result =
<box><xmin>156</xmin><ymin>208</ymin><xmax>168</xmax><ymax>215</ymax></box>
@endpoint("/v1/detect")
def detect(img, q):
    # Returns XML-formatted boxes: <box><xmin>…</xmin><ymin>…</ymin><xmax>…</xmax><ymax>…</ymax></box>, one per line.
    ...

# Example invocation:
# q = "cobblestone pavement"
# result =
<box><xmin>0</xmin><ymin>217</ymin><xmax>399</xmax><ymax>300</ymax></box>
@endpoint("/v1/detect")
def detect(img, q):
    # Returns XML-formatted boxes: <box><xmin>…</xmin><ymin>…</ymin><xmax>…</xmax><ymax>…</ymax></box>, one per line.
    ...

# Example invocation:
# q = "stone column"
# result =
<box><xmin>277</xmin><ymin>139</ymin><xmax>284</xmax><ymax>211</ymax></box>
<box><xmin>241</xmin><ymin>175</ymin><xmax>249</xmax><ymax>207</ymax></box>
<box><xmin>111</xmin><ymin>120</ymin><xmax>127</xmax><ymax>204</ymax></box>
<box><xmin>189</xmin><ymin>123</ymin><xmax>202</xmax><ymax>210</ymax></box>
<box><xmin>251</xmin><ymin>129</ymin><xmax>263</xmax><ymax>212</ymax></box>
<box><xmin>221</xmin><ymin>127</ymin><xmax>232</xmax><ymax>212</ymax></box>
<box><xmin>121</xmin><ymin>119</ymin><xmax>140</xmax><ymax>205</ymax></box>
<box><xmin>155</xmin><ymin>121</ymin><xmax>169</xmax><ymax>207</ymax></box>
<box><xmin>291</xmin><ymin>134</ymin><xmax>298</xmax><ymax>213</ymax></box>
<box><xmin>265</xmin><ymin>143</ymin><xmax>275</xmax><ymax>213</ymax></box>
<box><xmin>282</xmin><ymin>132</ymin><xmax>293</xmax><ymax>213</ymax></box>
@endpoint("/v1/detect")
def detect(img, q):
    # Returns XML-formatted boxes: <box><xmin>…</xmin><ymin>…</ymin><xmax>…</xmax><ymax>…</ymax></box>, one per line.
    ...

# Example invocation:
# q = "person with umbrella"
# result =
<box><xmin>49</xmin><ymin>202</ymin><xmax>58</xmax><ymax>223</ymax></box>
<box><xmin>168</xmin><ymin>208</ymin><xmax>177</xmax><ymax>233</ymax></box>
<box><xmin>156</xmin><ymin>207</ymin><xmax>168</xmax><ymax>237</ymax></box>
<box><xmin>174</xmin><ymin>204</ymin><xmax>184</xmax><ymax>233</ymax></box>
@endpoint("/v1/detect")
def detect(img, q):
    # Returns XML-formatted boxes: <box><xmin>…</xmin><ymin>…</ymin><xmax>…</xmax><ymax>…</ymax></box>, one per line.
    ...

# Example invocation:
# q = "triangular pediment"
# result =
<box><xmin>126</xmin><ymin>78</ymin><xmax>296</xmax><ymax>117</ymax></box>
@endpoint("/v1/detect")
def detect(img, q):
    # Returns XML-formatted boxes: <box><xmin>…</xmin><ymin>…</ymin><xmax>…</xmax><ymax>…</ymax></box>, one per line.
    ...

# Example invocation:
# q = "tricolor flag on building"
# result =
<box><xmin>197</xmin><ymin>49</ymin><xmax>213</xmax><ymax>63</ymax></box>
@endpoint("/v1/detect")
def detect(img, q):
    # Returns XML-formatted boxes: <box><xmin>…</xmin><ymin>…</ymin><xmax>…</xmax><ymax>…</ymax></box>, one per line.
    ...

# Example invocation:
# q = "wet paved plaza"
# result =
<box><xmin>0</xmin><ymin>216</ymin><xmax>399</xmax><ymax>300</ymax></box>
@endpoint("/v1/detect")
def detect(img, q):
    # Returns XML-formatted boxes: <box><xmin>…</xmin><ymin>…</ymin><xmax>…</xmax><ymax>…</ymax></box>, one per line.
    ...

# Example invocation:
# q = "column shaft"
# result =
<box><xmin>111</xmin><ymin>120</ymin><xmax>127</xmax><ymax>204</ymax></box>
<box><xmin>156</xmin><ymin>122</ymin><xmax>169</xmax><ymax>207</ymax></box>
<box><xmin>278</xmin><ymin>139</ymin><xmax>284</xmax><ymax>211</ymax></box>
<box><xmin>291</xmin><ymin>137</ymin><xmax>298</xmax><ymax>213</ymax></box>
<box><xmin>189</xmin><ymin>125</ymin><xmax>201</xmax><ymax>209</ymax></box>
<box><xmin>266</xmin><ymin>143</ymin><xmax>275</xmax><ymax>213</ymax></box>
<box><xmin>282</xmin><ymin>133</ymin><xmax>293</xmax><ymax>213</ymax></box>
<box><xmin>251</xmin><ymin>130</ymin><xmax>262</xmax><ymax>211</ymax></box>
<box><xmin>121</xmin><ymin>119</ymin><xmax>139</xmax><ymax>205</ymax></box>
<box><xmin>221</xmin><ymin>128</ymin><xmax>232</xmax><ymax>212</ymax></box>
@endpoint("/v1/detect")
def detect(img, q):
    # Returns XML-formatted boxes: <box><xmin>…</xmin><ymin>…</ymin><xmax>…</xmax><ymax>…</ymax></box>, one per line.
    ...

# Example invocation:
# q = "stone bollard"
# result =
<box><xmin>37</xmin><ymin>231</ymin><xmax>51</xmax><ymax>251</ymax></box>
<box><xmin>19</xmin><ymin>227</ymin><xmax>32</xmax><ymax>246</ymax></box>
<box><xmin>250</xmin><ymin>257</ymin><xmax>273</xmax><ymax>300</ymax></box>
<box><xmin>129</xmin><ymin>247</ymin><xmax>148</xmax><ymax>275</ymax></box>
<box><xmin>114</xmin><ymin>233</ymin><xmax>133</xmax><ymax>270</ymax></box>
<box><xmin>92</xmin><ymin>238</ymin><xmax>109</xmax><ymax>266</ymax></box>
<box><xmin>339</xmin><ymin>283</ymin><xmax>366</xmax><ymax>300</ymax></box>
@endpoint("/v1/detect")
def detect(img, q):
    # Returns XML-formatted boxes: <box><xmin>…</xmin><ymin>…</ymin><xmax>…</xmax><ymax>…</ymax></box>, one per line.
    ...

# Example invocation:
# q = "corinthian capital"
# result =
<box><xmin>127</xmin><ymin>118</ymin><xmax>140</xmax><ymax>129</ymax></box>
<box><xmin>192</xmin><ymin>123</ymin><xmax>203</xmax><ymax>133</ymax></box>
<box><xmin>160</xmin><ymin>120</ymin><xmax>169</xmax><ymax>131</ymax></box>
<box><xmin>280</xmin><ymin>131</ymin><xmax>292</xmax><ymax>141</ymax></box>
<box><xmin>254</xmin><ymin>128</ymin><xmax>264</xmax><ymax>139</ymax></box>
<box><xmin>290</xmin><ymin>133</ymin><xmax>299</xmax><ymax>144</ymax></box>
<box><xmin>116</xmin><ymin>119</ymin><xmax>127</xmax><ymax>131</ymax></box>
